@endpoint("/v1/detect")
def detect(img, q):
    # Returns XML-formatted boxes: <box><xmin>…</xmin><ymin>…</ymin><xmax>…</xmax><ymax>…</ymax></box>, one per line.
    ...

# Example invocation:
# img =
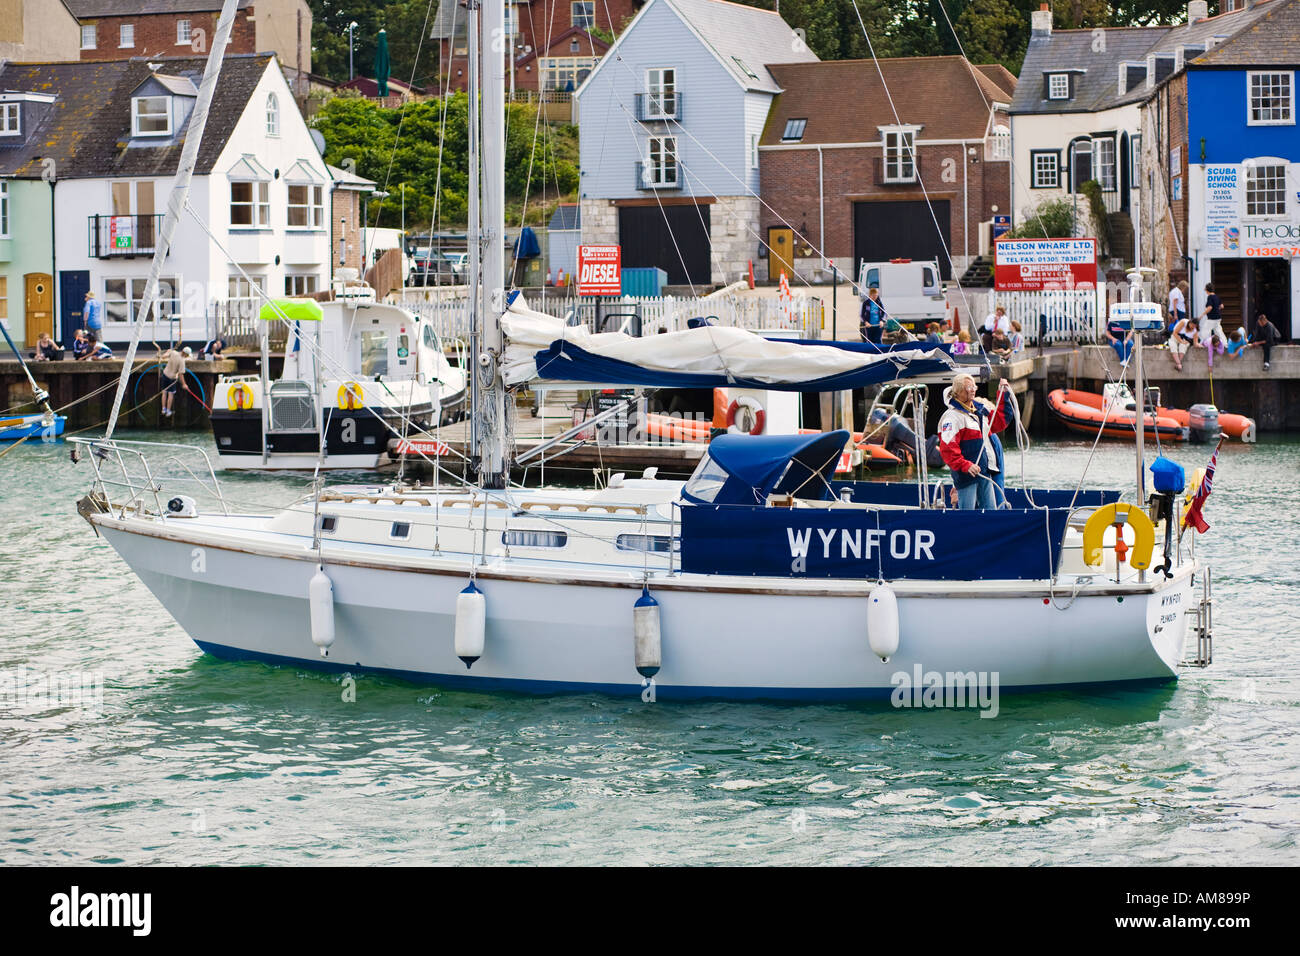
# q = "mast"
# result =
<box><xmin>103</xmin><ymin>0</ymin><xmax>241</xmax><ymax>440</ymax></box>
<box><xmin>1129</xmin><ymin>269</ymin><xmax>1146</xmax><ymax>504</ymax></box>
<box><xmin>476</xmin><ymin>0</ymin><xmax>509</xmax><ymax>487</ymax></box>
<box><xmin>467</xmin><ymin>1</ymin><xmax>480</xmax><ymax>468</ymax></box>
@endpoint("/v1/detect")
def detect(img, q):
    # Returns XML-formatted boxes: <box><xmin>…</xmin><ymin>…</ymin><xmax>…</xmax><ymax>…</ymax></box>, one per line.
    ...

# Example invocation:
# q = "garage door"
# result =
<box><xmin>618</xmin><ymin>204</ymin><xmax>711</xmax><ymax>287</ymax></box>
<box><xmin>853</xmin><ymin>200</ymin><xmax>952</xmax><ymax>280</ymax></box>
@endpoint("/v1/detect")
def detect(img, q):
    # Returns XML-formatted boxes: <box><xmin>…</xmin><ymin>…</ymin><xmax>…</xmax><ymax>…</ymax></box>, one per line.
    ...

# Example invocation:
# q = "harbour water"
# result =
<box><xmin>2</xmin><ymin>432</ymin><xmax>1297</xmax><ymax>865</ymax></box>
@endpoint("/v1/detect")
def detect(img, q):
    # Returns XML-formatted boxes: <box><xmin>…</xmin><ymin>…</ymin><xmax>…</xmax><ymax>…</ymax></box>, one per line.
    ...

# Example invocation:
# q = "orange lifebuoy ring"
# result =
<box><xmin>227</xmin><ymin>382</ymin><xmax>254</xmax><ymax>411</ymax></box>
<box><xmin>338</xmin><ymin>382</ymin><xmax>364</xmax><ymax>410</ymax></box>
<box><xmin>726</xmin><ymin>396</ymin><xmax>766</xmax><ymax>435</ymax></box>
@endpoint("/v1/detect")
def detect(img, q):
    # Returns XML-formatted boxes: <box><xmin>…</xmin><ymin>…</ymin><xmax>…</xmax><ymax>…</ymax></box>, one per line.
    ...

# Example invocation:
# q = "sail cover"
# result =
<box><xmin>499</xmin><ymin>297</ymin><xmax>955</xmax><ymax>390</ymax></box>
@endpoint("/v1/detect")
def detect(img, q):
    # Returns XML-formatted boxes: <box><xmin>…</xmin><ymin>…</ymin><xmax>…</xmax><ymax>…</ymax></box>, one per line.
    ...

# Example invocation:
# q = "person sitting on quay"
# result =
<box><xmin>1104</xmin><ymin>313</ymin><xmax>1134</xmax><ymax>366</ymax></box>
<box><xmin>950</xmin><ymin>328</ymin><xmax>973</xmax><ymax>355</ymax></box>
<box><xmin>1009</xmin><ymin>320</ymin><xmax>1025</xmax><ymax>354</ymax></box>
<box><xmin>71</xmin><ymin>329</ymin><xmax>91</xmax><ymax>360</ymax></box>
<box><xmin>881</xmin><ymin>318</ymin><xmax>912</xmax><ymax>346</ymax></box>
<box><xmin>923</xmin><ymin>322</ymin><xmax>944</xmax><ymax>345</ymax></box>
<box><xmin>938</xmin><ymin>373</ymin><xmax>1015</xmax><ymax>511</ymax></box>
<box><xmin>1226</xmin><ymin>327</ymin><xmax>1249</xmax><ymax>360</ymax></box>
<box><xmin>981</xmin><ymin>305</ymin><xmax>1010</xmax><ymax>353</ymax></box>
<box><xmin>32</xmin><ymin>332</ymin><xmax>61</xmax><ymax>362</ymax></box>
<box><xmin>200</xmin><ymin>335</ymin><xmax>226</xmax><ymax>360</ymax></box>
<box><xmin>1247</xmin><ymin>313</ymin><xmax>1281</xmax><ymax>371</ymax></box>
<box><xmin>87</xmin><ymin>333</ymin><xmax>112</xmax><ymax>360</ymax></box>
<box><xmin>989</xmin><ymin>327</ymin><xmax>1013</xmax><ymax>362</ymax></box>
<box><xmin>1167</xmin><ymin>316</ymin><xmax>1198</xmax><ymax>372</ymax></box>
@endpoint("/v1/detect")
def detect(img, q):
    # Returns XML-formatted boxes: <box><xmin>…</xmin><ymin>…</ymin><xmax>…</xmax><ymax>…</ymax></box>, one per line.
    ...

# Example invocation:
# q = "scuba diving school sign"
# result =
<box><xmin>1204</xmin><ymin>163</ymin><xmax>1300</xmax><ymax>257</ymax></box>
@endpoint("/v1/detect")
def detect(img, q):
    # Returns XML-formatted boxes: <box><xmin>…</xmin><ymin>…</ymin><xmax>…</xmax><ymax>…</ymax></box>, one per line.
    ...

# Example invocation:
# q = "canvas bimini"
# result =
<box><xmin>210</xmin><ymin>292</ymin><xmax>466</xmax><ymax>470</ymax></box>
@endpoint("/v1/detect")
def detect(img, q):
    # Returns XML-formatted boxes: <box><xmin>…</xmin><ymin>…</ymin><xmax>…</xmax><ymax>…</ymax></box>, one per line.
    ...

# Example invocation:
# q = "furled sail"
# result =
<box><xmin>499</xmin><ymin>296</ymin><xmax>957</xmax><ymax>391</ymax></box>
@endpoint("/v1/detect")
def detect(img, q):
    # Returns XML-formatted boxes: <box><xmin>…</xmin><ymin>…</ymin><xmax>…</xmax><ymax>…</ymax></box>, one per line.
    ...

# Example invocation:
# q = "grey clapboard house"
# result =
<box><xmin>575</xmin><ymin>0</ymin><xmax>816</xmax><ymax>287</ymax></box>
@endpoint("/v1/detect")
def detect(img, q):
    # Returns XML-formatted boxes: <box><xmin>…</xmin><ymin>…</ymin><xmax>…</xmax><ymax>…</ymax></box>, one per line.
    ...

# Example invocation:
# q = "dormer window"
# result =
<box><xmin>132</xmin><ymin>96</ymin><xmax>172</xmax><ymax>137</ymax></box>
<box><xmin>266</xmin><ymin>93</ymin><xmax>280</xmax><ymax>137</ymax></box>
<box><xmin>1048</xmin><ymin>73</ymin><xmax>1070</xmax><ymax>100</ymax></box>
<box><xmin>782</xmin><ymin>118</ymin><xmax>806</xmax><ymax>142</ymax></box>
<box><xmin>0</xmin><ymin>103</ymin><xmax>20</xmax><ymax>137</ymax></box>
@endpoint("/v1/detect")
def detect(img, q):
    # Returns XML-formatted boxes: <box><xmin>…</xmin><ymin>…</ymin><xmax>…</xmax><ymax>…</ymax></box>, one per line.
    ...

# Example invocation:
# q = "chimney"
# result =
<box><xmin>1031</xmin><ymin>3</ymin><xmax>1053</xmax><ymax>35</ymax></box>
<box><xmin>1188</xmin><ymin>0</ymin><xmax>1208</xmax><ymax>20</ymax></box>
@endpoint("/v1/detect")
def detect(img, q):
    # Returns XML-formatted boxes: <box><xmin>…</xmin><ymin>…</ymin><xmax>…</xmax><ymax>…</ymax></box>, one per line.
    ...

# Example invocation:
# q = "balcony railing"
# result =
<box><xmin>88</xmin><ymin>214</ymin><xmax>164</xmax><ymax>259</ymax></box>
<box><xmin>635</xmin><ymin>162</ymin><xmax>683</xmax><ymax>191</ymax></box>
<box><xmin>634</xmin><ymin>92</ymin><xmax>683</xmax><ymax>123</ymax></box>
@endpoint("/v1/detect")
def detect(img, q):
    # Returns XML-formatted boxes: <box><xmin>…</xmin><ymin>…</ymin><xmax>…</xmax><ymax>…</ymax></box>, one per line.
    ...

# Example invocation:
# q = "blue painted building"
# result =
<box><xmin>1142</xmin><ymin>0</ymin><xmax>1300</xmax><ymax>336</ymax></box>
<box><xmin>574</xmin><ymin>0</ymin><xmax>815</xmax><ymax>287</ymax></box>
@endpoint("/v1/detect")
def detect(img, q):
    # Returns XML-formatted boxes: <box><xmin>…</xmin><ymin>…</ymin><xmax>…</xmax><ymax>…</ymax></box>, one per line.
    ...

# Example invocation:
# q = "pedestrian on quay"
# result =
<box><xmin>1197</xmin><ymin>283</ymin><xmax>1229</xmax><ymax>359</ymax></box>
<box><xmin>1248</xmin><ymin>313</ymin><xmax>1281</xmax><ymax>371</ymax></box>
<box><xmin>159</xmin><ymin>346</ymin><xmax>191</xmax><ymax>417</ymax></box>
<box><xmin>1168</xmin><ymin>281</ymin><xmax>1187</xmax><ymax>333</ymax></box>
<box><xmin>83</xmin><ymin>291</ymin><xmax>103</xmax><ymax>337</ymax></box>
<box><xmin>860</xmin><ymin>287</ymin><xmax>887</xmax><ymax>346</ymax></box>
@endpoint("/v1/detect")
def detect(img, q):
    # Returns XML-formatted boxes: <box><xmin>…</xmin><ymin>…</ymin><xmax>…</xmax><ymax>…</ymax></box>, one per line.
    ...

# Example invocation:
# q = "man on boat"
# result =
<box><xmin>938</xmin><ymin>374</ymin><xmax>1014</xmax><ymax>510</ymax></box>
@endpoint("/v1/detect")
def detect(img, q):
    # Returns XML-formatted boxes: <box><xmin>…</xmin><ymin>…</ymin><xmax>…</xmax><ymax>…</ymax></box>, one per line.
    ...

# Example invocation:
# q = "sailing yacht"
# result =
<box><xmin>70</xmin><ymin>0</ymin><xmax>1214</xmax><ymax>701</ymax></box>
<box><xmin>210</xmin><ymin>290</ymin><xmax>466</xmax><ymax>471</ymax></box>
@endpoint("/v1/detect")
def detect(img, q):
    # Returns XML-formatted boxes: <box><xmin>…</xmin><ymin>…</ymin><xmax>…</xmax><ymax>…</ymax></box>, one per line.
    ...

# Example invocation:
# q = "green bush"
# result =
<box><xmin>1004</xmin><ymin>196</ymin><xmax>1077</xmax><ymax>239</ymax></box>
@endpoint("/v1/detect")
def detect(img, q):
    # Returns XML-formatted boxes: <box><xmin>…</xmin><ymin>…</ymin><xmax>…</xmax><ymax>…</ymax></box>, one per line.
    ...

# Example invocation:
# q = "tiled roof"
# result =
<box><xmin>1011</xmin><ymin>26</ymin><xmax>1170</xmax><ymax>114</ymax></box>
<box><xmin>1193</xmin><ymin>0</ymin><xmax>1300</xmax><ymax>67</ymax></box>
<box><xmin>762</xmin><ymin>57</ymin><xmax>1012</xmax><ymax>146</ymax></box>
<box><xmin>974</xmin><ymin>63</ymin><xmax>1018</xmax><ymax>100</ymax></box>
<box><xmin>429</xmin><ymin>0</ymin><xmax>466</xmax><ymax>40</ymax></box>
<box><xmin>667</xmin><ymin>0</ymin><xmax>818</xmax><ymax>93</ymax></box>
<box><xmin>0</xmin><ymin>55</ymin><xmax>273</xmax><ymax>180</ymax></box>
<box><xmin>64</xmin><ymin>1</ymin><xmax>252</xmax><ymax>15</ymax></box>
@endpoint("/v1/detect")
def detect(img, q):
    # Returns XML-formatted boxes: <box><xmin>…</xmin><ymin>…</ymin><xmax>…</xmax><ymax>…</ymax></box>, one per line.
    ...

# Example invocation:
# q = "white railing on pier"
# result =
<box><xmin>958</xmin><ymin>289</ymin><xmax>1103</xmax><ymax>345</ymax></box>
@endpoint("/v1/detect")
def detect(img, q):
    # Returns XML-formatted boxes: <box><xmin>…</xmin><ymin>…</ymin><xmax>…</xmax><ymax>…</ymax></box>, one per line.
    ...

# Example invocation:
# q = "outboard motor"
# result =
<box><xmin>1150</xmin><ymin>456</ymin><xmax>1186</xmax><ymax>577</ymax></box>
<box><xmin>1188</xmin><ymin>403</ymin><xmax>1220</xmax><ymax>444</ymax></box>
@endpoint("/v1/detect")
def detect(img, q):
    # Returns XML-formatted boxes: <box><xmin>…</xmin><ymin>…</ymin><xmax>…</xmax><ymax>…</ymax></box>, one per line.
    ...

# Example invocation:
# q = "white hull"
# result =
<box><xmin>98</xmin><ymin>517</ymin><xmax>1193</xmax><ymax>700</ymax></box>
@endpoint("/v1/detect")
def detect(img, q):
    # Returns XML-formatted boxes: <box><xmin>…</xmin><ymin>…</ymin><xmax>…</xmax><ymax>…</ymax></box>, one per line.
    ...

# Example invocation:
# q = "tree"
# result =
<box><xmin>1005</xmin><ymin>196</ymin><xmax>1077</xmax><ymax>238</ymax></box>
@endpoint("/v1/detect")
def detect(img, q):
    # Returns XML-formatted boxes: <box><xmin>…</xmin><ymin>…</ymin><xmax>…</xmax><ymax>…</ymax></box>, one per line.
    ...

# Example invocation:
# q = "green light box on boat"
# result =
<box><xmin>258</xmin><ymin>299</ymin><xmax>324</xmax><ymax>322</ymax></box>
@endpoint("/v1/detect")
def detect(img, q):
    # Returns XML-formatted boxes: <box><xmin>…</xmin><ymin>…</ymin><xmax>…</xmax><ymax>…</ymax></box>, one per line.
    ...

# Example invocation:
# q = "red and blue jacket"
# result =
<box><xmin>938</xmin><ymin>389</ymin><xmax>1014</xmax><ymax>489</ymax></box>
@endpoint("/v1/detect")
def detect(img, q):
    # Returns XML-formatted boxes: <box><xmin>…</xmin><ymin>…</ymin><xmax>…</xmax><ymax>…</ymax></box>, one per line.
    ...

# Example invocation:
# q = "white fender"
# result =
<box><xmin>455</xmin><ymin>582</ymin><xmax>486</xmax><ymax>669</ymax></box>
<box><xmin>309</xmin><ymin>566</ymin><xmax>336</xmax><ymax>657</ymax></box>
<box><xmin>867</xmin><ymin>583</ymin><xmax>899</xmax><ymax>662</ymax></box>
<box><xmin>633</xmin><ymin>588</ymin><xmax>662</xmax><ymax>678</ymax></box>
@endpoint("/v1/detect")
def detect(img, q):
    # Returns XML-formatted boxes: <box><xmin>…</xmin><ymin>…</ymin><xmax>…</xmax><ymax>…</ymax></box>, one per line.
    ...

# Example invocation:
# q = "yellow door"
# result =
<box><xmin>768</xmin><ymin>227</ymin><xmax>794</xmax><ymax>284</ymax></box>
<box><xmin>25</xmin><ymin>273</ymin><xmax>53</xmax><ymax>342</ymax></box>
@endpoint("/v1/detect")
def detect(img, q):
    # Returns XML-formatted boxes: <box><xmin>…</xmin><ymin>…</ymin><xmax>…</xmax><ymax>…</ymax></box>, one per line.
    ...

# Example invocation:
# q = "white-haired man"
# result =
<box><xmin>938</xmin><ymin>373</ymin><xmax>1015</xmax><ymax>510</ymax></box>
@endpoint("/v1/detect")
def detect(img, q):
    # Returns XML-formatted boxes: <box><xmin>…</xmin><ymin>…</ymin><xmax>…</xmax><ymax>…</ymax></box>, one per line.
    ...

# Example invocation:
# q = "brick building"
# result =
<box><xmin>431</xmin><ymin>0</ymin><xmax>638</xmax><ymax>94</ymax></box>
<box><xmin>759</xmin><ymin>57</ymin><xmax>1016</xmax><ymax>283</ymax></box>
<box><xmin>65</xmin><ymin>1</ymin><xmax>312</xmax><ymax>98</ymax></box>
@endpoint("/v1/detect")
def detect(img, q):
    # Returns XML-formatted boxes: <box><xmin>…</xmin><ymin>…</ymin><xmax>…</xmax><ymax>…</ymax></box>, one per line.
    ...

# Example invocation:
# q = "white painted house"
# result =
<box><xmin>574</xmin><ymin>0</ymin><xmax>816</xmax><ymax>288</ymax></box>
<box><xmin>18</xmin><ymin>54</ymin><xmax>330</xmax><ymax>345</ymax></box>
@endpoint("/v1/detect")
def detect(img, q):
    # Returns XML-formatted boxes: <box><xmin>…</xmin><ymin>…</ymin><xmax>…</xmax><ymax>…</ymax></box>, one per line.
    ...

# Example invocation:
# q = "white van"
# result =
<box><xmin>857</xmin><ymin>259</ymin><xmax>947</xmax><ymax>330</ymax></box>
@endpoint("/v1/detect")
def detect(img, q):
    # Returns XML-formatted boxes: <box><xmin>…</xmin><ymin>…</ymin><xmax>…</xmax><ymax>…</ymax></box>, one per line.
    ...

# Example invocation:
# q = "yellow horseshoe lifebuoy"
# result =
<box><xmin>227</xmin><ymin>382</ymin><xmax>254</xmax><ymax>411</ymax></box>
<box><xmin>1082</xmin><ymin>503</ymin><xmax>1155</xmax><ymax>571</ymax></box>
<box><xmin>338</xmin><ymin>382</ymin><xmax>364</xmax><ymax>410</ymax></box>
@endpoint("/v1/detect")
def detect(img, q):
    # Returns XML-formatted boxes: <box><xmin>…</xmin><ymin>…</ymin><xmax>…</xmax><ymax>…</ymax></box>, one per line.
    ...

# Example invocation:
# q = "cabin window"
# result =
<box><xmin>503</xmin><ymin>530</ymin><xmax>568</xmax><ymax>548</ymax></box>
<box><xmin>422</xmin><ymin>324</ymin><xmax>439</xmax><ymax>350</ymax></box>
<box><xmin>318</xmin><ymin>515</ymin><xmax>337</xmax><ymax>533</ymax></box>
<box><xmin>132</xmin><ymin>96</ymin><xmax>171</xmax><ymax>137</ymax></box>
<box><xmin>0</xmin><ymin>104</ymin><xmax>19</xmax><ymax>137</ymax></box>
<box><xmin>782</xmin><ymin>118</ymin><xmax>806</xmax><ymax>142</ymax></box>
<box><xmin>1246</xmin><ymin>163</ymin><xmax>1286</xmax><ymax>217</ymax></box>
<box><xmin>882</xmin><ymin>128</ymin><xmax>916</xmax><ymax>183</ymax></box>
<box><xmin>390</xmin><ymin>522</ymin><xmax>411</xmax><ymax>539</ymax></box>
<box><xmin>683</xmin><ymin>454</ymin><xmax>728</xmax><ymax>504</ymax></box>
<box><xmin>361</xmin><ymin>330</ymin><xmax>389</xmax><ymax>377</ymax></box>
<box><xmin>1248</xmin><ymin>72</ymin><xmax>1293</xmax><ymax>125</ymax></box>
<box><xmin>616</xmin><ymin>534</ymin><xmax>677</xmax><ymax>554</ymax></box>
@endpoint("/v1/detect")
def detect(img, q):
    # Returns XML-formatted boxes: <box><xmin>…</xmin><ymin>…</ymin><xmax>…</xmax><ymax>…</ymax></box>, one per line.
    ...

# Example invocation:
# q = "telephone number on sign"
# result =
<box><xmin>1245</xmin><ymin>247</ymin><xmax>1300</xmax><ymax>256</ymax></box>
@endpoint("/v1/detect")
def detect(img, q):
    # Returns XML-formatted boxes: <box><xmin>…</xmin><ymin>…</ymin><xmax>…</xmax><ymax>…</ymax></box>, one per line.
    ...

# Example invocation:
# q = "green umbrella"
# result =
<box><xmin>375</xmin><ymin>28</ymin><xmax>390</xmax><ymax>97</ymax></box>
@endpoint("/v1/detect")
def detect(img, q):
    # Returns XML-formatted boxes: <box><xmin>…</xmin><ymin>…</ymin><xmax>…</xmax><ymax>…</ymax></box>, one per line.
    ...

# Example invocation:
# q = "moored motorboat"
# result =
<box><xmin>1048</xmin><ymin>386</ymin><xmax>1188</xmax><ymax>442</ymax></box>
<box><xmin>0</xmin><ymin>412</ymin><xmax>65</xmax><ymax>442</ymax></box>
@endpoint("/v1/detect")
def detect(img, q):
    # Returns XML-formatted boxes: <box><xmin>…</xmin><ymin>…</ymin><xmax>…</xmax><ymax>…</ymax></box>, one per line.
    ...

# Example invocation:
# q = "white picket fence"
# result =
<box><xmin>954</xmin><ymin>289</ymin><xmax>1103</xmax><ymax>344</ymax></box>
<box><xmin>398</xmin><ymin>293</ymin><xmax>826</xmax><ymax>343</ymax></box>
